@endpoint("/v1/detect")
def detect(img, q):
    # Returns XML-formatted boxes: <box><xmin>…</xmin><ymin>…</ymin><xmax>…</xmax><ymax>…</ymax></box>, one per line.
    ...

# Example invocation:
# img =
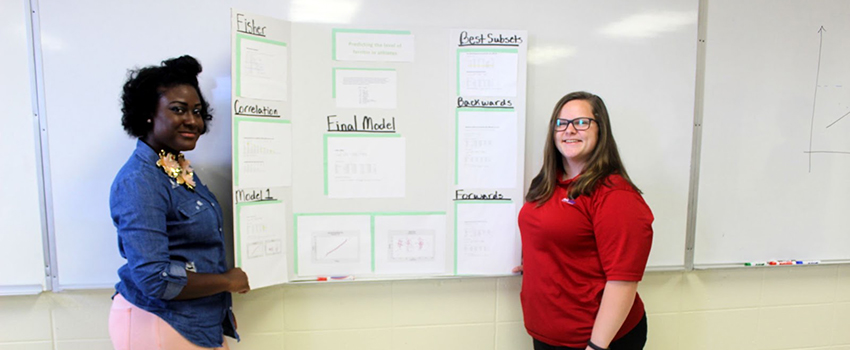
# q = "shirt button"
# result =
<box><xmin>162</xmin><ymin>272</ymin><xmax>168</xmax><ymax>277</ymax></box>
<box><xmin>197</xmin><ymin>200</ymin><xmax>203</xmax><ymax>206</ymax></box>
<box><xmin>219</xmin><ymin>228</ymin><xmax>223</xmax><ymax>232</ymax></box>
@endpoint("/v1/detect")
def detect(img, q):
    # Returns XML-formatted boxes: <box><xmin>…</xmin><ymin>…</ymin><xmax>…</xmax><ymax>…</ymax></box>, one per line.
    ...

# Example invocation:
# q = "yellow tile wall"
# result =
<box><xmin>2</xmin><ymin>265</ymin><xmax>849</xmax><ymax>350</ymax></box>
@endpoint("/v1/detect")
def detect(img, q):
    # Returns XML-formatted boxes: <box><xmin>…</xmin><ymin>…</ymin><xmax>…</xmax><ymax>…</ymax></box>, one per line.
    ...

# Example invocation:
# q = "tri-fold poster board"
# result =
<box><xmin>230</xmin><ymin>10</ymin><xmax>527</xmax><ymax>287</ymax></box>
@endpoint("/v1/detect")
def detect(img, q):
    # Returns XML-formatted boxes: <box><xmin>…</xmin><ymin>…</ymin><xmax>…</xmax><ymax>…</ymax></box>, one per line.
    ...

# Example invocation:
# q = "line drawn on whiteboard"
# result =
<box><xmin>388</xmin><ymin>230</ymin><xmax>436</xmax><ymax>261</ymax></box>
<box><xmin>825</xmin><ymin>110</ymin><xmax>850</xmax><ymax>128</ymax></box>
<box><xmin>312</xmin><ymin>231</ymin><xmax>360</xmax><ymax>263</ymax></box>
<box><xmin>806</xmin><ymin>26</ymin><xmax>850</xmax><ymax>171</ymax></box>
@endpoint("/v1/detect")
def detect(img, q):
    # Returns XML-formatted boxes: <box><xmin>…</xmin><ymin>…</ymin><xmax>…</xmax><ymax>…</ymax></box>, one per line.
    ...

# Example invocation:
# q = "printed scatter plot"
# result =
<box><xmin>312</xmin><ymin>231</ymin><xmax>360</xmax><ymax>263</ymax></box>
<box><xmin>265</xmin><ymin>239</ymin><xmax>282</xmax><ymax>255</ymax></box>
<box><xmin>389</xmin><ymin>230</ymin><xmax>436</xmax><ymax>261</ymax></box>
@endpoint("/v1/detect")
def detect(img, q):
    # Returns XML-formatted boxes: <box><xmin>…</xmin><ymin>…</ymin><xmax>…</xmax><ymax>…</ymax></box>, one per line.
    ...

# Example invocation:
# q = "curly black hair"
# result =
<box><xmin>121</xmin><ymin>55</ymin><xmax>213</xmax><ymax>138</ymax></box>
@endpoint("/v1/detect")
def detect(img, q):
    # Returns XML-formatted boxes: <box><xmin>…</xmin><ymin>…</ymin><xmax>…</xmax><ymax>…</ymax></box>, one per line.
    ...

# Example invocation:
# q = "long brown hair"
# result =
<box><xmin>526</xmin><ymin>91</ymin><xmax>640</xmax><ymax>205</ymax></box>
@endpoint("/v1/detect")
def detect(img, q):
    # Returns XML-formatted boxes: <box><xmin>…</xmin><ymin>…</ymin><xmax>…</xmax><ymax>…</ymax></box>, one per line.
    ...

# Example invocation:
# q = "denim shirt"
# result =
<box><xmin>110</xmin><ymin>140</ymin><xmax>237</xmax><ymax>347</ymax></box>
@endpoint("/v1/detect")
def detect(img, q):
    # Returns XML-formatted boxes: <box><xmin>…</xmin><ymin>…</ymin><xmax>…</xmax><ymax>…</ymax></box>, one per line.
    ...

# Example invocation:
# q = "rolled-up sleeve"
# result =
<box><xmin>111</xmin><ymin>172</ymin><xmax>187</xmax><ymax>300</ymax></box>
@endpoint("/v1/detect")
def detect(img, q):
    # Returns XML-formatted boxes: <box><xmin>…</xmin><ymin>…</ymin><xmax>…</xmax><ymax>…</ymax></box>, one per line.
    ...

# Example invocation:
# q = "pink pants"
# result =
<box><xmin>109</xmin><ymin>294</ymin><xmax>230</xmax><ymax>350</ymax></box>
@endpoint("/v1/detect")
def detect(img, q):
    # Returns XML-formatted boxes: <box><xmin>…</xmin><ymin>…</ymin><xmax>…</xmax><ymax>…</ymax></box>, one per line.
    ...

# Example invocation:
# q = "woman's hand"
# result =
<box><xmin>511</xmin><ymin>265</ymin><xmax>523</xmax><ymax>274</ymax></box>
<box><xmin>173</xmin><ymin>268</ymin><xmax>251</xmax><ymax>300</ymax></box>
<box><xmin>225</xmin><ymin>268</ymin><xmax>250</xmax><ymax>294</ymax></box>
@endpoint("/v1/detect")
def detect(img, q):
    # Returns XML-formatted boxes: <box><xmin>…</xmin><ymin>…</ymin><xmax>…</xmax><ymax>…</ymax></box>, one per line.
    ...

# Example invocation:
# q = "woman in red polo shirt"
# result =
<box><xmin>516</xmin><ymin>91</ymin><xmax>653</xmax><ymax>350</ymax></box>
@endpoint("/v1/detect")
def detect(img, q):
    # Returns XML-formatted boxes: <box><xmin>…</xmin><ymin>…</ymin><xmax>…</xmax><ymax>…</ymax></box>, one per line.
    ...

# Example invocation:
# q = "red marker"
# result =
<box><xmin>316</xmin><ymin>276</ymin><xmax>354</xmax><ymax>281</ymax></box>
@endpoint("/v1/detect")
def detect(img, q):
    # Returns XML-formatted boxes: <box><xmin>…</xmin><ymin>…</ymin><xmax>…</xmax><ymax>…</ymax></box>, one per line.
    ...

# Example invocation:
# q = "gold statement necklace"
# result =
<box><xmin>155</xmin><ymin>150</ymin><xmax>196</xmax><ymax>191</ymax></box>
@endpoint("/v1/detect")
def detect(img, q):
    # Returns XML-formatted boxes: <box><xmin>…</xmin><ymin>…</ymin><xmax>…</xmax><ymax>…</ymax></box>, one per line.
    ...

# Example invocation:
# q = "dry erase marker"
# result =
<box><xmin>768</xmin><ymin>261</ymin><xmax>779</xmax><ymax>266</ymax></box>
<box><xmin>744</xmin><ymin>262</ymin><xmax>766</xmax><ymax>266</ymax></box>
<box><xmin>794</xmin><ymin>260</ymin><xmax>820</xmax><ymax>265</ymax></box>
<box><xmin>778</xmin><ymin>260</ymin><xmax>794</xmax><ymax>266</ymax></box>
<box><xmin>316</xmin><ymin>276</ymin><xmax>354</xmax><ymax>281</ymax></box>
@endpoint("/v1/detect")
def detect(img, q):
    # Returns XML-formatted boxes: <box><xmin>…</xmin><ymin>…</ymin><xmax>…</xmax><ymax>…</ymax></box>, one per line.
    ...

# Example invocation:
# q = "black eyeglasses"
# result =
<box><xmin>554</xmin><ymin>118</ymin><xmax>597</xmax><ymax>131</ymax></box>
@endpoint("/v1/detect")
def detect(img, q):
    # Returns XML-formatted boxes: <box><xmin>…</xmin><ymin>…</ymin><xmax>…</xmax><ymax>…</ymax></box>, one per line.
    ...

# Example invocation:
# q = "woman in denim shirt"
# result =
<box><xmin>108</xmin><ymin>56</ymin><xmax>250</xmax><ymax>350</ymax></box>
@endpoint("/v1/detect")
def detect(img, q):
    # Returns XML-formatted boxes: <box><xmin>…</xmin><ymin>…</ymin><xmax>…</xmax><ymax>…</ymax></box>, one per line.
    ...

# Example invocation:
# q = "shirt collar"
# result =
<box><xmin>133</xmin><ymin>139</ymin><xmax>160</xmax><ymax>165</ymax></box>
<box><xmin>557</xmin><ymin>171</ymin><xmax>580</xmax><ymax>186</ymax></box>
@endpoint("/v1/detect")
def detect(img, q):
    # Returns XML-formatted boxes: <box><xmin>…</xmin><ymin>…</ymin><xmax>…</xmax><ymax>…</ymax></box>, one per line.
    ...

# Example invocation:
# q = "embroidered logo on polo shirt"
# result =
<box><xmin>562</xmin><ymin>198</ymin><xmax>575</xmax><ymax>205</ymax></box>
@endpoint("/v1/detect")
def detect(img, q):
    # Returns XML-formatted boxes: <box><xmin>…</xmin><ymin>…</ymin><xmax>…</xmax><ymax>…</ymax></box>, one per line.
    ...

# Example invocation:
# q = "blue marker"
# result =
<box><xmin>793</xmin><ymin>260</ymin><xmax>820</xmax><ymax>265</ymax></box>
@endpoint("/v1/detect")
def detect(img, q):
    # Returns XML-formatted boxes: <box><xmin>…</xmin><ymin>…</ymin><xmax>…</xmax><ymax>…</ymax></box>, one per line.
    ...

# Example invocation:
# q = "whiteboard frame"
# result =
<box><xmin>683</xmin><ymin>0</ymin><xmax>708</xmax><ymax>271</ymax></box>
<box><xmin>27</xmin><ymin>0</ymin><xmax>56</xmax><ymax>293</ymax></box>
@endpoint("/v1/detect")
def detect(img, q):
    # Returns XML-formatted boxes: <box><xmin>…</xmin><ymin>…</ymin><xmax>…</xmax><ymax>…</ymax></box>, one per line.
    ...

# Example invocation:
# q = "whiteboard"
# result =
<box><xmin>37</xmin><ymin>0</ymin><xmax>287</xmax><ymax>288</ymax></box>
<box><xmin>288</xmin><ymin>0</ymin><xmax>698</xmax><ymax>271</ymax></box>
<box><xmin>33</xmin><ymin>0</ymin><xmax>697</xmax><ymax>288</ymax></box>
<box><xmin>696</xmin><ymin>0</ymin><xmax>850</xmax><ymax>265</ymax></box>
<box><xmin>0</xmin><ymin>0</ymin><xmax>46</xmax><ymax>294</ymax></box>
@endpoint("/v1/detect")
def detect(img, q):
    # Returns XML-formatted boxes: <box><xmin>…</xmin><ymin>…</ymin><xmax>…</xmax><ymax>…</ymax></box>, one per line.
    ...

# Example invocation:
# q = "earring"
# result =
<box><xmin>146</xmin><ymin>119</ymin><xmax>152</xmax><ymax>123</ymax></box>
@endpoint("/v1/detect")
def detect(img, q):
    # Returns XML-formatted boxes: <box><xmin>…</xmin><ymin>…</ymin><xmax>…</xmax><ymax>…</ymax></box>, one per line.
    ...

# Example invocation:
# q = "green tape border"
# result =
<box><xmin>453</xmin><ymin>108</ymin><xmax>516</xmax><ymax>185</ymax></box>
<box><xmin>323</xmin><ymin>133</ymin><xmax>403</xmax><ymax>196</ymax></box>
<box><xmin>234</xmin><ymin>200</ymin><xmax>283</xmax><ymax>267</ymax></box>
<box><xmin>233</xmin><ymin>116</ymin><xmax>291</xmax><ymax>187</ymax></box>
<box><xmin>235</xmin><ymin>33</ymin><xmax>287</xmax><ymax>98</ymax></box>
<box><xmin>332</xmin><ymin>28</ymin><xmax>412</xmax><ymax>60</ymax></box>
<box><xmin>455</xmin><ymin>48</ymin><xmax>519</xmax><ymax>95</ymax></box>
<box><xmin>293</xmin><ymin>211</ymin><xmax>446</xmax><ymax>276</ymax></box>
<box><xmin>453</xmin><ymin>200</ymin><xmax>513</xmax><ymax>275</ymax></box>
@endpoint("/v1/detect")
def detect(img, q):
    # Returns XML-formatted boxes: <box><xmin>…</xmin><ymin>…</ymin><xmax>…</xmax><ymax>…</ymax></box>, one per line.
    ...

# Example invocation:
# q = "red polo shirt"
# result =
<box><xmin>518</xmin><ymin>174</ymin><xmax>653</xmax><ymax>348</ymax></box>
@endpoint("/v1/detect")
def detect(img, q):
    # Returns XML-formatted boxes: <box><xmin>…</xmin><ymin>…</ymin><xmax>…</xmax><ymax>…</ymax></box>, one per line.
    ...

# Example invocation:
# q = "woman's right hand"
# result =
<box><xmin>511</xmin><ymin>265</ymin><xmax>523</xmax><ymax>274</ymax></box>
<box><xmin>174</xmin><ymin>268</ymin><xmax>250</xmax><ymax>300</ymax></box>
<box><xmin>225</xmin><ymin>268</ymin><xmax>250</xmax><ymax>293</ymax></box>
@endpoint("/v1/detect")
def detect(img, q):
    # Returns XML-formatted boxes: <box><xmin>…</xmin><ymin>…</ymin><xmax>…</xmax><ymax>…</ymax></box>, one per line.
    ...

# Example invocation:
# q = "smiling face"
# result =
<box><xmin>143</xmin><ymin>84</ymin><xmax>205</xmax><ymax>154</ymax></box>
<box><xmin>554</xmin><ymin>99</ymin><xmax>598</xmax><ymax>176</ymax></box>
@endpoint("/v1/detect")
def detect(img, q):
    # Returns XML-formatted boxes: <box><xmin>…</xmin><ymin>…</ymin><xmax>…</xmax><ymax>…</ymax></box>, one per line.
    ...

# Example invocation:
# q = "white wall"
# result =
<box><xmin>2</xmin><ymin>266</ymin><xmax>850</xmax><ymax>350</ymax></box>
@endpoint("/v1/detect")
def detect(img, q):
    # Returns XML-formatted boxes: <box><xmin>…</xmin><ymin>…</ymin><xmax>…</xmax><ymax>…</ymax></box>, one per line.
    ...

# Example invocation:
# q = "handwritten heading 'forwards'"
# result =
<box><xmin>454</xmin><ymin>189</ymin><xmax>510</xmax><ymax>201</ymax></box>
<box><xmin>236</xmin><ymin>13</ymin><xmax>266</xmax><ymax>37</ymax></box>
<box><xmin>327</xmin><ymin>115</ymin><xmax>397</xmax><ymax>133</ymax></box>
<box><xmin>458</xmin><ymin>31</ymin><xmax>523</xmax><ymax>47</ymax></box>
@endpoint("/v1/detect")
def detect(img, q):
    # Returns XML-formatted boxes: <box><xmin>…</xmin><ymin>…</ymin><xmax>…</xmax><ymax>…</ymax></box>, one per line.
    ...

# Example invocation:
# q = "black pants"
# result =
<box><xmin>532</xmin><ymin>313</ymin><xmax>648</xmax><ymax>350</ymax></box>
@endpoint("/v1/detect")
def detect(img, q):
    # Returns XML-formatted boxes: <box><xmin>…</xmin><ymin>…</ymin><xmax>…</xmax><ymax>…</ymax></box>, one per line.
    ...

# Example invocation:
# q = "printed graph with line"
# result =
<box><xmin>806</xmin><ymin>25</ymin><xmax>850</xmax><ymax>172</ymax></box>
<box><xmin>238</xmin><ymin>202</ymin><xmax>286</xmax><ymax>261</ymax></box>
<box><xmin>311</xmin><ymin>231</ymin><xmax>360</xmax><ymax>263</ymax></box>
